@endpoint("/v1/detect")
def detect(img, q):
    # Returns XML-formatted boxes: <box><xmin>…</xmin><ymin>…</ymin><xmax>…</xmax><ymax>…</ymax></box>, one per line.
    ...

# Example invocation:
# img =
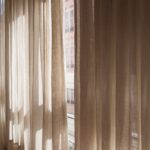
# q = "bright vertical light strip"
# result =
<box><xmin>8</xmin><ymin>7</ymin><xmax>13</xmax><ymax>141</ymax></box>
<box><xmin>17</xmin><ymin>11</ymin><xmax>24</xmax><ymax>145</ymax></box>
<box><xmin>47</xmin><ymin>0</ymin><xmax>52</xmax><ymax>113</ymax></box>
<box><xmin>9</xmin><ymin>120</ymin><xmax>13</xmax><ymax>140</ymax></box>
<box><xmin>63</xmin><ymin>0</ymin><xmax>75</xmax><ymax>149</ymax></box>
<box><xmin>35</xmin><ymin>129</ymin><xmax>42</xmax><ymax>150</ymax></box>
<box><xmin>46</xmin><ymin>139</ymin><xmax>52</xmax><ymax>150</ymax></box>
<box><xmin>38</xmin><ymin>0</ymin><xmax>44</xmax><ymax>107</ymax></box>
<box><xmin>24</xmin><ymin>129</ymin><xmax>29</xmax><ymax>150</ymax></box>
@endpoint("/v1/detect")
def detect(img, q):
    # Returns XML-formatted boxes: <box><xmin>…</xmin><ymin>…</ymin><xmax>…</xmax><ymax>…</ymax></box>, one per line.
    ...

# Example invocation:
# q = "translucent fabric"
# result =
<box><xmin>1</xmin><ymin>0</ymin><xmax>67</xmax><ymax>149</ymax></box>
<box><xmin>75</xmin><ymin>0</ymin><xmax>150</xmax><ymax>150</ymax></box>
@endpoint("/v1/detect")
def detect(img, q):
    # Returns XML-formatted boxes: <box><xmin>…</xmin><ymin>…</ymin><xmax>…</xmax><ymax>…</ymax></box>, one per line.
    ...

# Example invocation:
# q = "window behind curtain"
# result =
<box><xmin>63</xmin><ymin>0</ymin><xmax>75</xmax><ymax>149</ymax></box>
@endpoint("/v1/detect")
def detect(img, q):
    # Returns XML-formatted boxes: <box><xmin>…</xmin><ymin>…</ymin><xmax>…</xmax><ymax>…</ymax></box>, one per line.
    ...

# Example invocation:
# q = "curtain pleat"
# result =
<box><xmin>76</xmin><ymin>0</ymin><xmax>96</xmax><ymax>149</ymax></box>
<box><xmin>75</xmin><ymin>0</ymin><xmax>150</xmax><ymax>150</ymax></box>
<box><xmin>51</xmin><ymin>0</ymin><xmax>68</xmax><ymax>149</ymax></box>
<box><xmin>0</xmin><ymin>0</ymin><xmax>6</xmax><ymax>149</ymax></box>
<box><xmin>1</xmin><ymin>0</ymin><xmax>68</xmax><ymax>149</ymax></box>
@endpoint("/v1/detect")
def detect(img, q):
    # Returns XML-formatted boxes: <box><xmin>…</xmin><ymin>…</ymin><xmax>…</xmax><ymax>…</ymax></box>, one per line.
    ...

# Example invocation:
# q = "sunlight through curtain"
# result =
<box><xmin>3</xmin><ymin>0</ymin><xmax>68</xmax><ymax>150</ymax></box>
<box><xmin>75</xmin><ymin>0</ymin><xmax>150</xmax><ymax>150</ymax></box>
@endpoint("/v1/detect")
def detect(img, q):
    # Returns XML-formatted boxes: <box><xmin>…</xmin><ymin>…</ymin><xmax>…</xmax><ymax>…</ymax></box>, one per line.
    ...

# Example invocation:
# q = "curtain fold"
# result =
<box><xmin>0</xmin><ymin>0</ymin><xmax>6</xmax><ymax>149</ymax></box>
<box><xmin>75</xmin><ymin>0</ymin><xmax>150</xmax><ymax>150</ymax></box>
<box><xmin>3</xmin><ymin>0</ymin><xmax>68</xmax><ymax>150</ymax></box>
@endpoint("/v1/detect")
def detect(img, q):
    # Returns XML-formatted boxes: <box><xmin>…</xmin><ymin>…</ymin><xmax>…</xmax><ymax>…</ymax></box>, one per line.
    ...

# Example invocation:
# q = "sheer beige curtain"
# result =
<box><xmin>4</xmin><ymin>0</ymin><xmax>67</xmax><ymax>150</ymax></box>
<box><xmin>75</xmin><ymin>0</ymin><xmax>150</xmax><ymax>150</ymax></box>
<box><xmin>0</xmin><ymin>0</ymin><xmax>6</xmax><ymax>149</ymax></box>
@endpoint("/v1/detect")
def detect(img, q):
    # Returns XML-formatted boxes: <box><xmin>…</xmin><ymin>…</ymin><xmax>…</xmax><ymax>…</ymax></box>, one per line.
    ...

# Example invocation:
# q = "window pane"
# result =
<box><xmin>63</xmin><ymin>0</ymin><xmax>75</xmax><ymax>149</ymax></box>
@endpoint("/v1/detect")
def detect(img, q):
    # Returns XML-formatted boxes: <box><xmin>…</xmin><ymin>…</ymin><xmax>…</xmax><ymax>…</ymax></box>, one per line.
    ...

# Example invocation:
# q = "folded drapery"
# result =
<box><xmin>75</xmin><ymin>0</ymin><xmax>150</xmax><ymax>149</ymax></box>
<box><xmin>0</xmin><ymin>0</ymin><xmax>68</xmax><ymax>149</ymax></box>
<box><xmin>1</xmin><ymin>0</ymin><xmax>150</xmax><ymax>149</ymax></box>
